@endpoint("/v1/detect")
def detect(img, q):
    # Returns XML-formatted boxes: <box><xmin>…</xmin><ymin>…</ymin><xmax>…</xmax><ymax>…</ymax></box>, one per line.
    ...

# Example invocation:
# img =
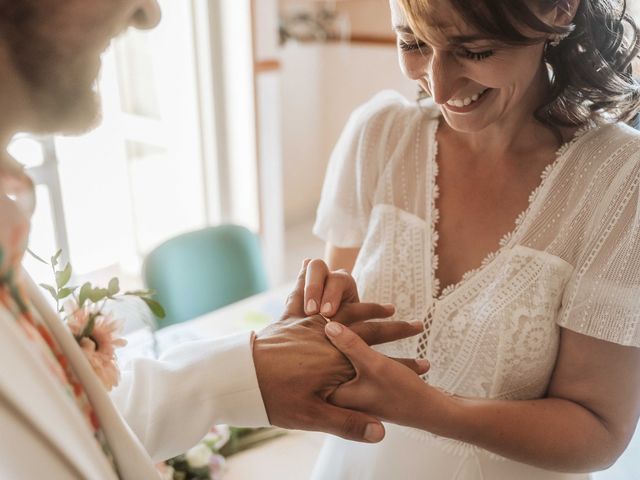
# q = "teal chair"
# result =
<box><xmin>143</xmin><ymin>225</ymin><xmax>269</xmax><ymax>329</ymax></box>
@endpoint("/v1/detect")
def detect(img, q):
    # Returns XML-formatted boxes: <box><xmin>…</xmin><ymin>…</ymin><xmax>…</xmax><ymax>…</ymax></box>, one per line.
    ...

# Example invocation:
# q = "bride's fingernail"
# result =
<box><xmin>321</xmin><ymin>302</ymin><xmax>332</xmax><ymax>315</ymax></box>
<box><xmin>306</xmin><ymin>299</ymin><xmax>317</xmax><ymax>313</ymax></box>
<box><xmin>326</xmin><ymin>322</ymin><xmax>342</xmax><ymax>336</ymax></box>
<box><xmin>364</xmin><ymin>423</ymin><xmax>384</xmax><ymax>442</ymax></box>
<box><xmin>382</xmin><ymin>303</ymin><xmax>395</xmax><ymax>312</ymax></box>
<box><xmin>410</xmin><ymin>320</ymin><xmax>424</xmax><ymax>330</ymax></box>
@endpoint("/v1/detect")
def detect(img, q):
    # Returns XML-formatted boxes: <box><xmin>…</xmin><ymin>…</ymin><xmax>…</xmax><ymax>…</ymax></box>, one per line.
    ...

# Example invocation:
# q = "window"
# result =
<box><xmin>16</xmin><ymin>0</ymin><xmax>225</xmax><ymax>289</ymax></box>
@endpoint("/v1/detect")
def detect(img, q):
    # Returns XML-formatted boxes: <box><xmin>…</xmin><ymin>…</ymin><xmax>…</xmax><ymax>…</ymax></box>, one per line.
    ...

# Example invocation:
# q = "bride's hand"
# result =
<box><xmin>302</xmin><ymin>258</ymin><xmax>368</xmax><ymax>317</ymax></box>
<box><xmin>324</xmin><ymin>321</ymin><xmax>435</xmax><ymax>428</ymax></box>
<box><xmin>254</xmin><ymin>259</ymin><xmax>428</xmax><ymax>443</ymax></box>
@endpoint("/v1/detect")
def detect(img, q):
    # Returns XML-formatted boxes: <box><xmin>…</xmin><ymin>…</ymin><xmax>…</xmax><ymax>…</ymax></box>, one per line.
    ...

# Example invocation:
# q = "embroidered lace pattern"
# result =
<box><xmin>314</xmin><ymin>91</ymin><xmax>640</xmax><ymax>456</ymax></box>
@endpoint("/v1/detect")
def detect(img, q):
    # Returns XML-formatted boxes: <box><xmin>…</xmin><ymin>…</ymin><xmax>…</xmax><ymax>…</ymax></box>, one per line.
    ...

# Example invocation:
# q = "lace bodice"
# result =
<box><xmin>314</xmin><ymin>91</ymin><xmax>640</xmax><ymax>408</ymax></box>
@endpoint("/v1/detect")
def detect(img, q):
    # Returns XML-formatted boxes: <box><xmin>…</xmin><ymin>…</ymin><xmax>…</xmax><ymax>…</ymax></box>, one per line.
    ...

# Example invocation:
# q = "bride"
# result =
<box><xmin>306</xmin><ymin>0</ymin><xmax>640</xmax><ymax>478</ymax></box>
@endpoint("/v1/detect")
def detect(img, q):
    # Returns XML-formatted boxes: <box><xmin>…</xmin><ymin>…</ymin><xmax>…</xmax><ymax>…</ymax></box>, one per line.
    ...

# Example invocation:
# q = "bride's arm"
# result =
<box><xmin>325</xmin><ymin>244</ymin><xmax>360</xmax><ymax>272</ymax></box>
<box><xmin>325</xmin><ymin>322</ymin><xmax>640</xmax><ymax>473</ymax></box>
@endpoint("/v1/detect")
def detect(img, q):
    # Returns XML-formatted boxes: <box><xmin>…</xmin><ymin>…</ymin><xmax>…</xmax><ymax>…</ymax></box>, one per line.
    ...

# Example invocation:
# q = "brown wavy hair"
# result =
<box><xmin>398</xmin><ymin>0</ymin><xmax>640</xmax><ymax>128</ymax></box>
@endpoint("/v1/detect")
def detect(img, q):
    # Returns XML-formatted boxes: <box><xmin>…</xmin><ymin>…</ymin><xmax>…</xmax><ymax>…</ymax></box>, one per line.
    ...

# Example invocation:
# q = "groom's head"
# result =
<box><xmin>0</xmin><ymin>0</ymin><xmax>160</xmax><ymax>134</ymax></box>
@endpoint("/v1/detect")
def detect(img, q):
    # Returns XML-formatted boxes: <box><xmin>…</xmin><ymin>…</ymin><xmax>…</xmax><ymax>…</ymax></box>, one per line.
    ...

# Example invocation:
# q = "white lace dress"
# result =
<box><xmin>311</xmin><ymin>91</ymin><xmax>640</xmax><ymax>480</ymax></box>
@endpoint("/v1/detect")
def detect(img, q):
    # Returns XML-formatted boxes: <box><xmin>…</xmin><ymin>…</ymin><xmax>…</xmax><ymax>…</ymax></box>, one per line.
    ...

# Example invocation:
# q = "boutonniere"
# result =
<box><xmin>36</xmin><ymin>250</ymin><xmax>165</xmax><ymax>391</ymax></box>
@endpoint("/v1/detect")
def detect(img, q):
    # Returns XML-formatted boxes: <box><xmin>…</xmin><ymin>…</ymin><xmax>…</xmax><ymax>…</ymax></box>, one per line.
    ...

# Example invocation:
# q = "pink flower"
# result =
<box><xmin>208</xmin><ymin>454</ymin><xmax>226</xmax><ymax>480</ymax></box>
<box><xmin>204</xmin><ymin>424</ymin><xmax>231</xmax><ymax>450</ymax></box>
<box><xmin>64</xmin><ymin>299</ymin><xmax>127</xmax><ymax>391</ymax></box>
<box><xmin>155</xmin><ymin>462</ymin><xmax>175</xmax><ymax>480</ymax></box>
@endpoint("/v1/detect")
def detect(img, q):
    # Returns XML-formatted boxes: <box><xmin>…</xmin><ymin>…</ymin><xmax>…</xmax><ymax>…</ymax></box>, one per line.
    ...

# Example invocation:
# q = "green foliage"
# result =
<box><xmin>218</xmin><ymin>427</ymin><xmax>285</xmax><ymax>457</ymax></box>
<box><xmin>124</xmin><ymin>289</ymin><xmax>166</xmax><ymax>319</ymax></box>
<box><xmin>51</xmin><ymin>250</ymin><xmax>62</xmax><ymax>269</ymax></box>
<box><xmin>26</xmin><ymin>248</ymin><xmax>47</xmax><ymax>265</ymax></box>
<box><xmin>78</xmin><ymin>282</ymin><xmax>92</xmax><ymax>308</ymax></box>
<box><xmin>34</xmin><ymin>249</ymin><xmax>166</xmax><ymax>328</ymax></box>
<box><xmin>39</xmin><ymin>283</ymin><xmax>58</xmax><ymax>302</ymax></box>
<box><xmin>55</xmin><ymin>263</ymin><xmax>72</xmax><ymax>289</ymax></box>
<box><xmin>141</xmin><ymin>297</ymin><xmax>167</xmax><ymax>319</ymax></box>
<box><xmin>108</xmin><ymin>277</ymin><xmax>120</xmax><ymax>296</ymax></box>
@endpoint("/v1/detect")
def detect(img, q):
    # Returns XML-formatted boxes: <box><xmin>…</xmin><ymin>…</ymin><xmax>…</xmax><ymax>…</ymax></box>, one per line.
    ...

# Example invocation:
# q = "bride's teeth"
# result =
<box><xmin>447</xmin><ymin>88</ymin><xmax>488</xmax><ymax>108</ymax></box>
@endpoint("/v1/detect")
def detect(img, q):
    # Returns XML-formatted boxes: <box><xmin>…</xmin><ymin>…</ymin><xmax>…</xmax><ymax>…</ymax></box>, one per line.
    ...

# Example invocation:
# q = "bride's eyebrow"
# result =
<box><xmin>392</xmin><ymin>25</ymin><xmax>414</xmax><ymax>34</ymax></box>
<box><xmin>393</xmin><ymin>24</ymin><xmax>490</xmax><ymax>45</ymax></box>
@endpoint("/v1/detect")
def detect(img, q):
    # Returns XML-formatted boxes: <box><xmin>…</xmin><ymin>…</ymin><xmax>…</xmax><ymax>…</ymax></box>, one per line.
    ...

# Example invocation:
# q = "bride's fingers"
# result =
<box><xmin>325</xmin><ymin>322</ymin><xmax>382</xmax><ymax>371</ymax></box>
<box><xmin>350</xmin><ymin>319</ymin><xmax>424</xmax><ymax>346</ymax></box>
<box><xmin>332</xmin><ymin>302</ymin><xmax>396</xmax><ymax>326</ymax></box>
<box><xmin>285</xmin><ymin>259</ymin><xmax>311</xmax><ymax>316</ymax></box>
<box><xmin>318</xmin><ymin>270</ymin><xmax>360</xmax><ymax>318</ymax></box>
<box><xmin>304</xmin><ymin>258</ymin><xmax>329</xmax><ymax>315</ymax></box>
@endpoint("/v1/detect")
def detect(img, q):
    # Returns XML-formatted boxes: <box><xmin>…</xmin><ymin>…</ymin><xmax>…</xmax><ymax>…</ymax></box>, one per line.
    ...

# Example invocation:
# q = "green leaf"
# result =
<box><xmin>40</xmin><ymin>283</ymin><xmax>58</xmax><ymax>301</ymax></box>
<box><xmin>78</xmin><ymin>282</ymin><xmax>93</xmax><ymax>307</ymax></box>
<box><xmin>87</xmin><ymin>287</ymin><xmax>109</xmax><ymax>304</ymax></box>
<box><xmin>55</xmin><ymin>263</ymin><xmax>72</xmax><ymax>288</ymax></box>
<box><xmin>124</xmin><ymin>289</ymin><xmax>155</xmax><ymax>298</ymax></box>
<box><xmin>141</xmin><ymin>297</ymin><xmax>166</xmax><ymax>319</ymax></box>
<box><xmin>80</xmin><ymin>313</ymin><xmax>98</xmax><ymax>338</ymax></box>
<box><xmin>57</xmin><ymin>287</ymin><xmax>74</xmax><ymax>300</ymax></box>
<box><xmin>51</xmin><ymin>249</ymin><xmax>63</xmax><ymax>268</ymax></box>
<box><xmin>27</xmin><ymin>248</ymin><xmax>48</xmax><ymax>265</ymax></box>
<box><xmin>108</xmin><ymin>277</ymin><xmax>120</xmax><ymax>296</ymax></box>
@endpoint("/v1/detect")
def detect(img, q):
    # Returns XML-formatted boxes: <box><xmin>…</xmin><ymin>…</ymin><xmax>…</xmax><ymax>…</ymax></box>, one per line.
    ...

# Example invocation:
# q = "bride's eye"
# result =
<box><xmin>461</xmin><ymin>48</ymin><xmax>494</xmax><ymax>61</ymax></box>
<box><xmin>398</xmin><ymin>39</ymin><xmax>427</xmax><ymax>52</ymax></box>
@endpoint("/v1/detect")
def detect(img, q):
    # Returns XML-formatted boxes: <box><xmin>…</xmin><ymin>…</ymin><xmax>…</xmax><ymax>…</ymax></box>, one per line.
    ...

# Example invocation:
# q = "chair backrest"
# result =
<box><xmin>143</xmin><ymin>225</ymin><xmax>269</xmax><ymax>328</ymax></box>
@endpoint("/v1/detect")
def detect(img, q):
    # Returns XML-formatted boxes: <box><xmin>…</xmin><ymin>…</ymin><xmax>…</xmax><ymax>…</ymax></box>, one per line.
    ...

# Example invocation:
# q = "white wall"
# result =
<box><xmin>280</xmin><ymin>42</ymin><xmax>414</xmax><ymax>227</ymax></box>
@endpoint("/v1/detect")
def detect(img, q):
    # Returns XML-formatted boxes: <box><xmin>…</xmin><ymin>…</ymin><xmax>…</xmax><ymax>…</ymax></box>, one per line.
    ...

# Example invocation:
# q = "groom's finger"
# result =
<box><xmin>325</xmin><ymin>322</ymin><xmax>381</xmax><ymax>371</ymax></box>
<box><xmin>310</xmin><ymin>400</ymin><xmax>385</xmax><ymax>443</ymax></box>
<box><xmin>332</xmin><ymin>302</ymin><xmax>396</xmax><ymax>326</ymax></box>
<box><xmin>350</xmin><ymin>319</ymin><xmax>423</xmax><ymax>346</ymax></box>
<box><xmin>285</xmin><ymin>259</ymin><xmax>311</xmax><ymax>316</ymax></box>
<box><xmin>391</xmin><ymin>357</ymin><xmax>430</xmax><ymax>375</ymax></box>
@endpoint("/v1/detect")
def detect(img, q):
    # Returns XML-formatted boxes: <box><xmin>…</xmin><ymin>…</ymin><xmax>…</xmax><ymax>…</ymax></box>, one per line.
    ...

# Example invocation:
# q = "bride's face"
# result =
<box><xmin>389</xmin><ymin>0</ymin><xmax>550</xmax><ymax>134</ymax></box>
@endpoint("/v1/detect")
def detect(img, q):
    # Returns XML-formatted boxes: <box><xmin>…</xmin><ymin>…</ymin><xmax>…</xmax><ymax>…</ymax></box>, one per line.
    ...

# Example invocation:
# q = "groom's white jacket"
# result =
<box><xmin>0</xmin><ymin>272</ymin><xmax>269</xmax><ymax>479</ymax></box>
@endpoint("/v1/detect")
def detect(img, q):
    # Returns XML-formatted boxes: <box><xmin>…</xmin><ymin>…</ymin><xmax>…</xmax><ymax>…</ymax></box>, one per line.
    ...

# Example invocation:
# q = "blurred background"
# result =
<box><xmin>16</xmin><ymin>0</ymin><xmax>414</xmax><ymax>299</ymax></box>
<box><xmin>15</xmin><ymin>0</ymin><xmax>639</xmax><ymax>296</ymax></box>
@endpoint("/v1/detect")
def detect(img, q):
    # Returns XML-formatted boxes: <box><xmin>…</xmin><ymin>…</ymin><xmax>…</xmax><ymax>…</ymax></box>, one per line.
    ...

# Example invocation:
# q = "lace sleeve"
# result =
<box><xmin>313</xmin><ymin>91</ymin><xmax>405</xmax><ymax>247</ymax></box>
<box><xmin>557</xmin><ymin>159</ymin><xmax>640</xmax><ymax>347</ymax></box>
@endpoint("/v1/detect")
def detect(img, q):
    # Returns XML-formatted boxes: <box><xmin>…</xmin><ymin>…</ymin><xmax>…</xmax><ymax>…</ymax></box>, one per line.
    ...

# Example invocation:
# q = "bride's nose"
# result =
<box><xmin>426</xmin><ymin>51</ymin><xmax>457</xmax><ymax>105</ymax></box>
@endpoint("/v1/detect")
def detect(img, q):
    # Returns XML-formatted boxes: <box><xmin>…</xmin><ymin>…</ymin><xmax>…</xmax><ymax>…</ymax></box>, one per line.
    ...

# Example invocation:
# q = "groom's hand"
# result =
<box><xmin>253</xmin><ymin>260</ymin><xmax>424</xmax><ymax>443</ymax></box>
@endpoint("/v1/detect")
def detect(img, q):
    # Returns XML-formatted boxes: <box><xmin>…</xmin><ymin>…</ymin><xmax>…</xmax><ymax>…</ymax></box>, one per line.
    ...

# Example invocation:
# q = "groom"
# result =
<box><xmin>0</xmin><ymin>1</ymin><xmax>425</xmax><ymax>479</ymax></box>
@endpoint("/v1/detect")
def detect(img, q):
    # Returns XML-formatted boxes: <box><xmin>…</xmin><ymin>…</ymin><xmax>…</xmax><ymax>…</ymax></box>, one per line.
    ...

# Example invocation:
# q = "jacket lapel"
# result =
<box><xmin>23</xmin><ymin>272</ymin><xmax>160</xmax><ymax>480</ymax></box>
<box><xmin>0</xmin><ymin>301</ymin><xmax>118</xmax><ymax>479</ymax></box>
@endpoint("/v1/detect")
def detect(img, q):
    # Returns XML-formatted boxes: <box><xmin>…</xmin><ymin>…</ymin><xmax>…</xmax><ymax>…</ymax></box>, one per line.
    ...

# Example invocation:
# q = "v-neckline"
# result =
<box><xmin>427</xmin><ymin>118</ymin><xmax>593</xmax><ymax>302</ymax></box>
